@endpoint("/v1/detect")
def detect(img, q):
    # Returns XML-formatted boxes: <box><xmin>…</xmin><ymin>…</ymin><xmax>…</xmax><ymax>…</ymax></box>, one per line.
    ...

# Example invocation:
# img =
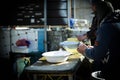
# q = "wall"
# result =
<box><xmin>74</xmin><ymin>0</ymin><xmax>93</xmax><ymax>25</ymax></box>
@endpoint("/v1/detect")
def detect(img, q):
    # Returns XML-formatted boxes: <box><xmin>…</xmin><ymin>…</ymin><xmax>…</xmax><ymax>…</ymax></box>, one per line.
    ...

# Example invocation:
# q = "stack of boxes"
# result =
<box><xmin>0</xmin><ymin>28</ymin><xmax>45</xmax><ymax>57</ymax></box>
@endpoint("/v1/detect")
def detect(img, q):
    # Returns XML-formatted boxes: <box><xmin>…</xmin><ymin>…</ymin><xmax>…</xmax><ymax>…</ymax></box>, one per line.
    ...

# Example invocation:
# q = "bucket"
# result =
<box><xmin>91</xmin><ymin>71</ymin><xmax>105</xmax><ymax>80</ymax></box>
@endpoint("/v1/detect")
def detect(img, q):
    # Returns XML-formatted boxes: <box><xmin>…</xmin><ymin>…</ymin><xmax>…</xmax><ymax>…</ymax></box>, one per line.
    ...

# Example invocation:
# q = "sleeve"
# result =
<box><xmin>84</xmin><ymin>23</ymin><xmax>112</xmax><ymax>61</ymax></box>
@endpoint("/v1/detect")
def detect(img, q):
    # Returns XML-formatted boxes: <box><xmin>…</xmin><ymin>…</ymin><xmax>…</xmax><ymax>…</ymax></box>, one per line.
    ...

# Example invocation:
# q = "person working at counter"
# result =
<box><xmin>76</xmin><ymin>9</ymin><xmax>98</xmax><ymax>46</ymax></box>
<box><xmin>76</xmin><ymin>0</ymin><xmax>104</xmax><ymax>46</ymax></box>
<box><xmin>77</xmin><ymin>0</ymin><xmax>106</xmax><ymax>73</ymax></box>
<box><xmin>77</xmin><ymin>0</ymin><xmax>120</xmax><ymax>80</ymax></box>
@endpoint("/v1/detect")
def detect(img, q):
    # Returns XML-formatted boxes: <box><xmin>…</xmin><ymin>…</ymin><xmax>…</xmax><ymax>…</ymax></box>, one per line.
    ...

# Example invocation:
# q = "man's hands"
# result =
<box><xmin>77</xmin><ymin>43</ymin><xmax>93</xmax><ymax>54</ymax></box>
<box><xmin>77</xmin><ymin>43</ymin><xmax>87</xmax><ymax>54</ymax></box>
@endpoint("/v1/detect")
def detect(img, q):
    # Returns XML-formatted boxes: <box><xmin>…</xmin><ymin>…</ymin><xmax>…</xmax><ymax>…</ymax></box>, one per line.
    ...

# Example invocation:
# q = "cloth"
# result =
<box><xmin>16</xmin><ymin>39</ymin><xmax>30</xmax><ymax>47</ymax></box>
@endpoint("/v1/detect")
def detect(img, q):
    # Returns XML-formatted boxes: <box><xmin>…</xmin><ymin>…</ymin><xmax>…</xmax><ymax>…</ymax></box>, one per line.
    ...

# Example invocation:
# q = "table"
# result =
<box><xmin>25</xmin><ymin>54</ymin><xmax>84</xmax><ymax>80</ymax></box>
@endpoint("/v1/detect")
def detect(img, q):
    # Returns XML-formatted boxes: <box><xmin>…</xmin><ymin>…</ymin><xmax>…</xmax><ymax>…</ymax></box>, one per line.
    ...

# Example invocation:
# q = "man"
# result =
<box><xmin>77</xmin><ymin>0</ymin><xmax>105</xmax><ymax>72</ymax></box>
<box><xmin>77</xmin><ymin>1</ymin><xmax>120</xmax><ymax>80</ymax></box>
<box><xmin>76</xmin><ymin>13</ymin><xmax>98</xmax><ymax>46</ymax></box>
<box><xmin>76</xmin><ymin>0</ymin><xmax>105</xmax><ymax>46</ymax></box>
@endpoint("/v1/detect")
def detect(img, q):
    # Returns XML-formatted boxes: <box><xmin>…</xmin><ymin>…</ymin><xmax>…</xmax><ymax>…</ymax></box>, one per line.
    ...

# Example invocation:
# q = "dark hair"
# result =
<box><xmin>95</xmin><ymin>1</ymin><xmax>114</xmax><ymax>23</ymax></box>
<box><xmin>90</xmin><ymin>0</ymin><xmax>104</xmax><ymax>5</ymax></box>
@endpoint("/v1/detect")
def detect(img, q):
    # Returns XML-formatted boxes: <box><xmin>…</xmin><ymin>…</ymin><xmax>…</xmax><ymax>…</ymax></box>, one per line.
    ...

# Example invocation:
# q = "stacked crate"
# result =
<box><xmin>0</xmin><ymin>28</ymin><xmax>45</xmax><ymax>57</ymax></box>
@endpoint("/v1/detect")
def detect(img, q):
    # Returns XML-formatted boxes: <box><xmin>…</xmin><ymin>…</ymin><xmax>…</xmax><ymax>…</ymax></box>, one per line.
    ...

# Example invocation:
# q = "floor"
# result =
<box><xmin>0</xmin><ymin>57</ymin><xmax>12</xmax><ymax>80</ymax></box>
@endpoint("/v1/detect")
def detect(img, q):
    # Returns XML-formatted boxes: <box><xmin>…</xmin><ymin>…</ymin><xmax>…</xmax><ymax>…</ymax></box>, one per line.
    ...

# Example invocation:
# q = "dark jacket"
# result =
<box><xmin>85</xmin><ymin>12</ymin><xmax>120</xmax><ymax>79</ymax></box>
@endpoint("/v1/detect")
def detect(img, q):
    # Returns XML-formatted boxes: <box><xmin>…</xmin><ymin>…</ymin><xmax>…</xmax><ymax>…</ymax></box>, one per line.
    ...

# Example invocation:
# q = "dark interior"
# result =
<box><xmin>0</xmin><ymin>0</ymin><xmax>120</xmax><ymax>80</ymax></box>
